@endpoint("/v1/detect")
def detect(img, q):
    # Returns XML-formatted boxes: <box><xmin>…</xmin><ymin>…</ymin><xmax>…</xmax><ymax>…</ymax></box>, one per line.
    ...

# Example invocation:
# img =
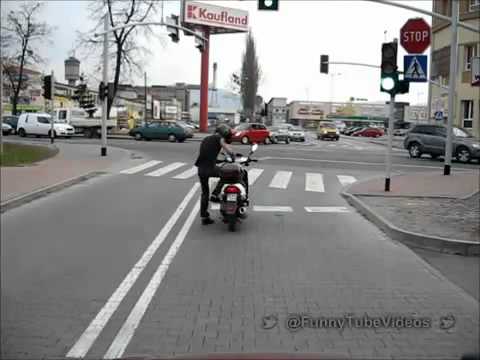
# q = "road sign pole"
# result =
<box><xmin>101</xmin><ymin>14</ymin><xmax>109</xmax><ymax>157</ymax></box>
<box><xmin>0</xmin><ymin>54</ymin><xmax>3</xmax><ymax>154</ymax></box>
<box><xmin>385</xmin><ymin>94</ymin><xmax>395</xmax><ymax>192</ymax></box>
<box><xmin>199</xmin><ymin>27</ymin><xmax>210</xmax><ymax>133</ymax></box>
<box><xmin>427</xmin><ymin>33</ymin><xmax>434</xmax><ymax>123</ymax></box>
<box><xmin>444</xmin><ymin>0</ymin><xmax>459</xmax><ymax>176</ymax></box>
<box><xmin>50</xmin><ymin>71</ymin><xmax>55</xmax><ymax>144</ymax></box>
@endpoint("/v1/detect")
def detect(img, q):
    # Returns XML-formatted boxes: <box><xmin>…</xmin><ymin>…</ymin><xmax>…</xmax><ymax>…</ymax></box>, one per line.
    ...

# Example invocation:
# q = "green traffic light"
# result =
<box><xmin>381</xmin><ymin>77</ymin><xmax>395</xmax><ymax>91</ymax></box>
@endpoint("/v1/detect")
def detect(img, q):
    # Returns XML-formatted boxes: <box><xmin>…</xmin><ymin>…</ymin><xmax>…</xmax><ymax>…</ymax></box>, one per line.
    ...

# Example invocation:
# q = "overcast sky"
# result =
<box><xmin>1</xmin><ymin>0</ymin><xmax>433</xmax><ymax>105</ymax></box>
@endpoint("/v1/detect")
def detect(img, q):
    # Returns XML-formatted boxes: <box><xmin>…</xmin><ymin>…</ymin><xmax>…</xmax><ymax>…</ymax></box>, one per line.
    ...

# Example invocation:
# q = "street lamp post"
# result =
<box><xmin>101</xmin><ymin>14</ymin><xmax>109</xmax><ymax>157</ymax></box>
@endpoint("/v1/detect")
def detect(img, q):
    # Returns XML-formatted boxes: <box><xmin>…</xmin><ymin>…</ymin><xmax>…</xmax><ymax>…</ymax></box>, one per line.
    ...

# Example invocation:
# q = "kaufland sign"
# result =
<box><xmin>183</xmin><ymin>1</ymin><xmax>249</xmax><ymax>32</ymax></box>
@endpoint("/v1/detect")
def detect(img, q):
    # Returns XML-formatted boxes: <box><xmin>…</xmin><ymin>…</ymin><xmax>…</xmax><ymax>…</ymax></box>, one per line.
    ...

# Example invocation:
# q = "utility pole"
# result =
<box><xmin>101</xmin><ymin>14</ymin><xmax>109</xmax><ymax>157</ymax></box>
<box><xmin>144</xmin><ymin>72</ymin><xmax>147</xmax><ymax>126</ymax></box>
<box><xmin>444</xmin><ymin>0</ymin><xmax>459</xmax><ymax>176</ymax></box>
<box><xmin>426</xmin><ymin>31</ymin><xmax>434</xmax><ymax>123</ymax></box>
<box><xmin>50</xmin><ymin>71</ymin><xmax>55</xmax><ymax>144</ymax></box>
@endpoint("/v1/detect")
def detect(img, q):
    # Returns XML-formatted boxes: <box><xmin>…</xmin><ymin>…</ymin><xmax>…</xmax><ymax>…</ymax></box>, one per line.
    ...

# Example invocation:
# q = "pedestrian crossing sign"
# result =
<box><xmin>404</xmin><ymin>55</ymin><xmax>428</xmax><ymax>82</ymax></box>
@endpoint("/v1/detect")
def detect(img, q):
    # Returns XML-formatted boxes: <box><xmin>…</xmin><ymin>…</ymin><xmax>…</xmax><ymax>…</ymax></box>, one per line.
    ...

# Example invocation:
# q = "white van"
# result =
<box><xmin>16</xmin><ymin>113</ymin><xmax>75</xmax><ymax>138</ymax></box>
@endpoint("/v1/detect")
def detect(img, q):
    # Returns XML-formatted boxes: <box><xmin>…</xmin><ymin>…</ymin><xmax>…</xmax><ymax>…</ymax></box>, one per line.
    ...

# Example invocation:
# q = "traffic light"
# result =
<box><xmin>380</xmin><ymin>42</ymin><xmax>410</xmax><ymax>95</ymax></box>
<box><xmin>258</xmin><ymin>0</ymin><xmax>279</xmax><ymax>10</ymax></box>
<box><xmin>72</xmin><ymin>83</ymin><xmax>87</xmax><ymax>101</ymax></box>
<box><xmin>166</xmin><ymin>15</ymin><xmax>179</xmax><ymax>43</ymax></box>
<box><xmin>320</xmin><ymin>55</ymin><xmax>329</xmax><ymax>74</ymax></box>
<box><xmin>194</xmin><ymin>30</ymin><xmax>205</xmax><ymax>52</ymax></box>
<box><xmin>42</xmin><ymin>75</ymin><xmax>52</xmax><ymax>100</ymax></box>
<box><xmin>380</xmin><ymin>42</ymin><xmax>398</xmax><ymax>95</ymax></box>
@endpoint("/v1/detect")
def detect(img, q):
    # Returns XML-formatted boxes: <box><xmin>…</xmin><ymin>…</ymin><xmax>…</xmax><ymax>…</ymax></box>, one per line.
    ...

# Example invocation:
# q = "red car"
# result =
<box><xmin>231</xmin><ymin>123</ymin><xmax>272</xmax><ymax>144</ymax></box>
<box><xmin>352</xmin><ymin>127</ymin><xmax>384</xmax><ymax>138</ymax></box>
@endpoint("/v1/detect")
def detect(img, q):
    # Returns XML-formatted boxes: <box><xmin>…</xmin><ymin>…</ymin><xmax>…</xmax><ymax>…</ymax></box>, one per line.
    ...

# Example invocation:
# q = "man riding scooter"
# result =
<box><xmin>194</xmin><ymin>124</ymin><xmax>249</xmax><ymax>225</ymax></box>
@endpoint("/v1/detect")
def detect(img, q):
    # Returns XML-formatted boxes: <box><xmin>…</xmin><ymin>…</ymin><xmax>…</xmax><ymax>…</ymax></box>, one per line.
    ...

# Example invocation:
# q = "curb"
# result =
<box><xmin>341</xmin><ymin>188</ymin><xmax>479</xmax><ymax>256</ymax></box>
<box><xmin>0</xmin><ymin>171</ymin><xmax>106</xmax><ymax>213</ymax></box>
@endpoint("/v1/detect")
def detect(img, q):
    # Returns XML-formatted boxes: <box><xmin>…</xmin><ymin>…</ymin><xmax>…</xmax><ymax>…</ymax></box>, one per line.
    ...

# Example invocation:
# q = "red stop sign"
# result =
<box><xmin>400</xmin><ymin>18</ymin><xmax>431</xmax><ymax>54</ymax></box>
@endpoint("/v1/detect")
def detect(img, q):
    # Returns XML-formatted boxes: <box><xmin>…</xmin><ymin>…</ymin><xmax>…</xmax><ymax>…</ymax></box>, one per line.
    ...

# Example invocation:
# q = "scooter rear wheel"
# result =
<box><xmin>228</xmin><ymin>218</ymin><xmax>236</xmax><ymax>232</ymax></box>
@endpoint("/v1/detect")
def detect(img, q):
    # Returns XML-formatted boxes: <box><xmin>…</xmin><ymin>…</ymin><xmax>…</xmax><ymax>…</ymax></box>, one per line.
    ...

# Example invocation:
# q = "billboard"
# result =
<box><xmin>153</xmin><ymin>100</ymin><xmax>161</xmax><ymax>119</ymax></box>
<box><xmin>182</xmin><ymin>1</ymin><xmax>249</xmax><ymax>34</ymax></box>
<box><xmin>289</xmin><ymin>102</ymin><xmax>325</xmax><ymax>120</ymax></box>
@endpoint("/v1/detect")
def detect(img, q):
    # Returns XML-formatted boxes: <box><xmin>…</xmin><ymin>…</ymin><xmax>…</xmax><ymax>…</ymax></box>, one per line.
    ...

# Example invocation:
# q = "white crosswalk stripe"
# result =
<box><xmin>145</xmin><ymin>162</ymin><xmax>186</xmax><ymax>177</ymax></box>
<box><xmin>304</xmin><ymin>206</ymin><xmax>350</xmax><ymax>213</ymax></box>
<box><xmin>172</xmin><ymin>167</ymin><xmax>197</xmax><ymax>180</ymax></box>
<box><xmin>248</xmin><ymin>168</ymin><xmax>264</xmax><ymax>185</ymax></box>
<box><xmin>336</xmin><ymin>175</ymin><xmax>357</xmax><ymax>187</ymax></box>
<box><xmin>305</xmin><ymin>173</ymin><xmax>325</xmax><ymax>192</ymax></box>
<box><xmin>119</xmin><ymin>161</ymin><xmax>361</xmax><ymax>195</ymax></box>
<box><xmin>269</xmin><ymin>171</ymin><xmax>292</xmax><ymax>189</ymax></box>
<box><xmin>120</xmin><ymin>160</ymin><xmax>162</xmax><ymax>174</ymax></box>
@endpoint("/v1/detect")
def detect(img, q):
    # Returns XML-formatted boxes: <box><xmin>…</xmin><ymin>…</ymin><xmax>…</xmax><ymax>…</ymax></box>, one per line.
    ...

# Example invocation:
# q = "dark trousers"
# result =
<box><xmin>198</xmin><ymin>166</ymin><xmax>222</xmax><ymax>218</ymax></box>
<box><xmin>198</xmin><ymin>167</ymin><xmax>249</xmax><ymax>219</ymax></box>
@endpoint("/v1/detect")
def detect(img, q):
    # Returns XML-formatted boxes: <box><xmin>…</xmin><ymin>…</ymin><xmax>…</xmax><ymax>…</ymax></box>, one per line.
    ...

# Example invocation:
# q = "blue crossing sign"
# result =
<box><xmin>404</xmin><ymin>55</ymin><xmax>428</xmax><ymax>82</ymax></box>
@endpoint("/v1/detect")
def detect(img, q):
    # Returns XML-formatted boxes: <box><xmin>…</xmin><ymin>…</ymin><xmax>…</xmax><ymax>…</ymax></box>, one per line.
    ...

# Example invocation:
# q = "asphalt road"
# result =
<box><xmin>1</xmin><ymin>135</ymin><xmax>479</xmax><ymax>359</ymax></box>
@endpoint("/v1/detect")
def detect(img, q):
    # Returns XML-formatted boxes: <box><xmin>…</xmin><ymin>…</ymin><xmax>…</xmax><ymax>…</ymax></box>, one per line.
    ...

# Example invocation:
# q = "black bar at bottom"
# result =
<box><xmin>101</xmin><ymin>147</ymin><xmax>107</xmax><ymax>156</ymax></box>
<box><xmin>444</xmin><ymin>164</ymin><xmax>451</xmax><ymax>175</ymax></box>
<box><xmin>385</xmin><ymin>178</ymin><xmax>390</xmax><ymax>192</ymax></box>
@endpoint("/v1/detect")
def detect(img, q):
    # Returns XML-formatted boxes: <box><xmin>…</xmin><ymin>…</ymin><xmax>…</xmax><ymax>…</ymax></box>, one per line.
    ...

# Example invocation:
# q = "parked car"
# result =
<box><xmin>344</xmin><ymin>126</ymin><xmax>363</xmax><ymax>136</ymax></box>
<box><xmin>268</xmin><ymin>126</ymin><xmax>290</xmax><ymax>144</ymax></box>
<box><xmin>16</xmin><ymin>113</ymin><xmax>75</xmax><ymax>138</ymax></box>
<box><xmin>2</xmin><ymin>115</ymin><xmax>19</xmax><ymax>134</ymax></box>
<box><xmin>128</xmin><ymin>121</ymin><xmax>188</xmax><ymax>142</ymax></box>
<box><xmin>2</xmin><ymin>122</ymin><xmax>13</xmax><ymax>135</ymax></box>
<box><xmin>317</xmin><ymin>121</ymin><xmax>339</xmax><ymax>141</ymax></box>
<box><xmin>404</xmin><ymin>124</ymin><xmax>480</xmax><ymax>163</ymax></box>
<box><xmin>288</xmin><ymin>126</ymin><xmax>306</xmax><ymax>142</ymax></box>
<box><xmin>393</xmin><ymin>128</ymin><xmax>409</xmax><ymax>136</ymax></box>
<box><xmin>176</xmin><ymin>121</ymin><xmax>194</xmax><ymax>138</ymax></box>
<box><xmin>352</xmin><ymin>127</ymin><xmax>384</xmax><ymax>138</ymax></box>
<box><xmin>231</xmin><ymin>123</ymin><xmax>272</xmax><ymax>145</ymax></box>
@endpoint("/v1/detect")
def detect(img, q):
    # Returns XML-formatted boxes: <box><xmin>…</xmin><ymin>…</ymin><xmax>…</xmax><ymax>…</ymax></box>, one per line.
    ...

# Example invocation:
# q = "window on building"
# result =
<box><xmin>461</xmin><ymin>100</ymin><xmax>474</xmax><ymax>128</ymax></box>
<box><xmin>470</xmin><ymin>0</ymin><xmax>480</xmax><ymax>11</ymax></box>
<box><xmin>464</xmin><ymin>44</ymin><xmax>478</xmax><ymax>71</ymax></box>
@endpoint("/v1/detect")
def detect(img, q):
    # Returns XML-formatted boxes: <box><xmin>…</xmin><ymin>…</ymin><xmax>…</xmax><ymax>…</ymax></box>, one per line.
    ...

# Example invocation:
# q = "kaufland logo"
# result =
<box><xmin>187</xmin><ymin>4</ymin><xmax>248</xmax><ymax>27</ymax></box>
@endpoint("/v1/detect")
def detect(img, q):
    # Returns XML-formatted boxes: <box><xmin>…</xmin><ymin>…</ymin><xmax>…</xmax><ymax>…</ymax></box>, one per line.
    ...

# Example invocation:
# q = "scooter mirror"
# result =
<box><xmin>251</xmin><ymin>144</ymin><xmax>258</xmax><ymax>152</ymax></box>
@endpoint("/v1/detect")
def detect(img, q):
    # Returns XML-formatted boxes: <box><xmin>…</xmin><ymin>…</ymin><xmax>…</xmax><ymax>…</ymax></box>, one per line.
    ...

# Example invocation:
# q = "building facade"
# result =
<box><xmin>287</xmin><ymin>101</ymin><xmax>325</xmax><ymax>128</ymax></box>
<box><xmin>266</xmin><ymin>97</ymin><xmax>287</xmax><ymax>126</ymax></box>
<box><xmin>430</xmin><ymin>0</ymin><xmax>480</xmax><ymax>137</ymax></box>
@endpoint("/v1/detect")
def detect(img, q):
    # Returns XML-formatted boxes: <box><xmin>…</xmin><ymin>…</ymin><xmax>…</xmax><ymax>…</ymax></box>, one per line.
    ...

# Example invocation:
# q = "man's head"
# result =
<box><xmin>216</xmin><ymin>124</ymin><xmax>232</xmax><ymax>143</ymax></box>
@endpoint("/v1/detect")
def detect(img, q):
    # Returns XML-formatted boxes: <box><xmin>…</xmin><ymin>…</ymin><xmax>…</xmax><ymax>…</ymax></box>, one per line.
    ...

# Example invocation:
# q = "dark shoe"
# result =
<box><xmin>202</xmin><ymin>217</ymin><xmax>215</xmax><ymax>225</ymax></box>
<box><xmin>210</xmin><ymin>195</ymin><xmax>220</xmax><ymax>203</ymax></box>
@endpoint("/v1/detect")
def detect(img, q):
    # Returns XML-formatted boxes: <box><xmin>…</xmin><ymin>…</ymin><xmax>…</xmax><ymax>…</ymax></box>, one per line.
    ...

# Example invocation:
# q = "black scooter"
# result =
<box><xmin>215</xmin><ymin>144</ymin><xmax>258</xmax><ymax>232</ymax></box>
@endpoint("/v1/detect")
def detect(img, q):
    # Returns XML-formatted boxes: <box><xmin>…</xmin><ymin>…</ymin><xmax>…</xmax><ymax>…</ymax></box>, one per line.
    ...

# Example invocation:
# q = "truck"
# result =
<box><xmin>54</xmin><ymin>107</ymin><xmax>117</xmax><ymax>138</ymax></box>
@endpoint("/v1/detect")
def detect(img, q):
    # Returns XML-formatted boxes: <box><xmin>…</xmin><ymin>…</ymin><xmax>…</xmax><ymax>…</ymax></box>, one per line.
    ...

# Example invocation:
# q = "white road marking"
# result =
<box><xmin>337</xmin><ymin>175</ymin><xmax>357</xmax><ymax>187</ymax></box>
<box><xmin>248</xmin><ymin>168</ymin><xmax>264</xmax><ymax>185</ymax></box>
<box><xmin>145</xmin><ymin>162</ymin><xmax>186</xmax><ymax>177</ymax></box>
<box><xmin>269</xmin><ymin>171</ymin><xmax>292</xmax><ymax>189</ymax></box>
<box><xmin>119</xmin><ymin>160</ymin><xmax>162</xmax><ymax>174</ymax></box>
<box><xmin>305</xmin><ymin>173</ymin><xmax>325</xmax><ymax>192</ymax></box>
<box><xmin>104</xmin><ymin>200</ymin><xmax>200</xmax><ymax>359</ymax></box>
<box><xmin>253</xmin><ymin>205</ymin><xmax>293</xmax><ymax>212</ymax></box>
<box><xmin>66</xmin><ymin>183</ymin><xmax>200</xmax><ymax>359</ymax></box>
<box><xmin>305</xmin><ymin>206</ymin><xmax>350</xmax><ymax>213</ymax></box>
<box><xmin>172</xmin><ymin>166</ymin><xmax>197</xmax><ymax>179</ymax></box>
<box><xmin>264</xmin><ymin>156</ymin><xmax>466</xmax><ymax>170</ymax></box>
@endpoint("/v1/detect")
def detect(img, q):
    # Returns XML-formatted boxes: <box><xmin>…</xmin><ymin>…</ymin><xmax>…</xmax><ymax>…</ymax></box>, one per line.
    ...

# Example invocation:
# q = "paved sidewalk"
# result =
<box><xmin>344</xmin><ymin>171</ymin><xmax>480</xmax><ymax>244</ymax></box>
<box><xmin>1</xmin><ymin>141</ymin><xmax>132</xmax><ymax>203</ymax></box>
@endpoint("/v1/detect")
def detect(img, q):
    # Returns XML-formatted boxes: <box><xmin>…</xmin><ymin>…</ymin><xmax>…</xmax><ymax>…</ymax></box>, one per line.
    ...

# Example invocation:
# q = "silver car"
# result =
<box><xmin>403</xmin><ymin>124</ymin><xmax>480</xmax><ymax>163</ymax></box>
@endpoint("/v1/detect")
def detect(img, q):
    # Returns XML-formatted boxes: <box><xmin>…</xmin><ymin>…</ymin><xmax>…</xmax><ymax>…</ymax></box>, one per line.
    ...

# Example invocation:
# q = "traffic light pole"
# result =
<box><xmin>101</xmin><ymin>14</ymin><xmax>109</xmax><ymax>157</ymax></box>
<box><xmin>50</xmin><ymin>71</ymin><xmax>55</xmax><ymax>144</ymax></box>
<box><xmin>444</xmin><ymin>0</ymin><xmax>459</xmax><ymax>175</ymax></box>
<box><xmin>385</xmin><ymin>94</ymin><xmax>395</xmax><ymax>192</ymax></box>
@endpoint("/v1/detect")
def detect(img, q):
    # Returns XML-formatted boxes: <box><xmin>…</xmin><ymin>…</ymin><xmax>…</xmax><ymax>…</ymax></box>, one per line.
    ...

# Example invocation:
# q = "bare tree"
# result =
<box><xmin>78</xmin><ymin>0</ymin><xmax>161</xmax><ymax>118</ymax></box>
<box><xmin>1</xmin><ymin>2</ymin><xmax>52</xmax><ymax>115</ymax></box>
<box><xmin>240</xmin><ymin>31</ymin><xmax>262</xmax><ymax>122</ymax></box>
